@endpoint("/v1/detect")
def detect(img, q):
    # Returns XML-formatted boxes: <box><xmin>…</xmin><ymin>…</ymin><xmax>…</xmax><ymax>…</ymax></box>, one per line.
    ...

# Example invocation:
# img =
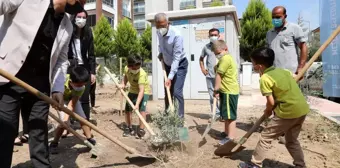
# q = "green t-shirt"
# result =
<box><xmin>260</xmin><ymin>66</ymin><xmax>309</xmax><ymax>119</ymax></box>
<box><xmin>63</xmin><ymin>74</ymin><xmax>85</xmax><ymax>101</ymax></box>
<box><xmin>124</xmin><ymin>66</ymin><xmax>151</xmax><ymax>94</ymax></box>
<box><xmin>216</xmin><ymin>54</ymin><xmax>239</xmax><ymax>94</ymax></box>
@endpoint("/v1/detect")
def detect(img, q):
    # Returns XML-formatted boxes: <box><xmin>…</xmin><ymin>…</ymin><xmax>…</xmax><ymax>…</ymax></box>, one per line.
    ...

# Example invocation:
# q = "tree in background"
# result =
<box><xmin>240</xmin><ymin>0</ymin><xmax>272</xmax><ymax>61</ymax></box>
<box><xmin>309</xmin><ymin>31</ymin><xmax>321</xmax><ymax>61</ymax></box>
<box><xmin>210</xmin><ymin>0</ymin><xmax>224</xmax><ymax>7</ymax></box>
<box><xmin>139</xmin><ymin>25</ymin><xmax>152</xmax><ymax>62</ymax></box>
<box><xmin>113</xmin><ymin>18</ymin><xmax>140</xmax><ymax>59</ymax></box>
<box><xmin>297</xmin><ymin>12</ymin><xmax>309</xmax><ymax>33</ymax></box>
<box><xmin>93</xmin><ymin>15</ymin><xmax>115</xmax><ymax>63</ymax></box>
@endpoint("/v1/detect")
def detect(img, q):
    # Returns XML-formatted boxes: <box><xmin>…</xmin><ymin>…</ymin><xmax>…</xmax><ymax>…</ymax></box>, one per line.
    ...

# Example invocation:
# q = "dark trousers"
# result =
<box><xmin>80</xmin><ymin>78</ymin><xmax>91</xmax><ymax>120</ymax></box>
<box><xmin>164</xmin><ymin>58</ymin><xmax>188</xmax><ymax>118</ymax></box>
<box><xmin>90</xmin><ymin>81</ymin><xmax>96</xmax><ymax>107</ymax></box>
<box><xmin>0</xmin><ymin>81</ymin><xmax>50</xmax><ymax>168</ymax></box>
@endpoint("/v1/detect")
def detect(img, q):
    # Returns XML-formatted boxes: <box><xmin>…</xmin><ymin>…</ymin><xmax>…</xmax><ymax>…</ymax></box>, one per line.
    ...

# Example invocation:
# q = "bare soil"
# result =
<box><xmin>12</xmin><ymin>85</ymin><xmax>340</xmax><ymax>168</ymax></box>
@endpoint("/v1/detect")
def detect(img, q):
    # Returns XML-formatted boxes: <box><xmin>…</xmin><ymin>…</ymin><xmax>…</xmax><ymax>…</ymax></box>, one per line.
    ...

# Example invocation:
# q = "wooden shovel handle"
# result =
<box><xmin>0</xmin><ymin>69</ymin><xmax>139</xmax><ymax>155</ymax></box>
<box><xmin>240</xmin><ymin>26</ymin><xmax>340</xmax><ymax>144</ymax></box>
<box><xmin>161</xmin><ymin>60</ymin><xmax>175</xmax><ymax>112</ymax></box>
<box><xmin>103</xmin><ymin>67</ymin><xmax>156</xmax><ymax>136</ymax></box>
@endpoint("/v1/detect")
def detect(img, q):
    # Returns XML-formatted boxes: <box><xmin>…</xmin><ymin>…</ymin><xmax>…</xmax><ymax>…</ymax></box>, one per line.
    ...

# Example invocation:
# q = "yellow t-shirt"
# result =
<box><xmin>260</xmin><ymin>66</ymin><xmax>309</xmax><ymax>119</ymax></box>
<box><xmin>216</xmin><ymin>54</ymin><xmax>239</xmax><ymax>94</ymax></box>
<box><xmin>124</xmin><ymin>66</ymin><xmax>151</xmax><ymax>94</ymax></box>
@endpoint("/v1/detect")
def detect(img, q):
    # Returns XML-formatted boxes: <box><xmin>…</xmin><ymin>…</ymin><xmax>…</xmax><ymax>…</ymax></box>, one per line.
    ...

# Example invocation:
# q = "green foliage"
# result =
<box><xmin>93</xmin><ymin>15</ymin><xmax>115</xmax><ymax>62</ymax></box>
<box><xmin>148</xmin><ymin>101</ymin><xmax>185</xmax><ymax>147</ymax></box>
<box><xmin>210</xmin><ymin>0</ymin><xmax>224</xmax><ymax>7</ymax></box>
<box><xmin>139</xmin><ymin>25</ymin><xmax>152</xmax><ymax>61</ymax></box>
<box><xmin>297</xmin><ymin>13</ymin><xmax>309</xmax><ymax>33</ymax></box>
<box><xmin>240</xmin><ymin>0</ymin><xmax>272</xmax><ymax>61</ymax></box>
<box><xmin>309</xmin><ymin>32</ymin><xmax>322</xmax><ymax>62</ymax></box>
<box><xmin>113</xmin><ymin>18</ymin><xmax>140</xmax><ymax>58</ymax></box>
<box><xmin>185</xmin><ymin>5</ymin><xmax>196</xmax><ymax>9</ymax></box>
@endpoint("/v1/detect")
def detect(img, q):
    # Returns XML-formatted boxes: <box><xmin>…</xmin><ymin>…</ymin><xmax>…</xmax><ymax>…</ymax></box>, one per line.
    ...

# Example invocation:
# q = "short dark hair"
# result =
<box><xmin>69</xmin><ymin>66</ymin><xmax>89</xmax><ymax>83</ymax></box>
<box><xmin>209</xmin><ymin>28</ymin><xmax>220</xmax><ymax>35</ymax></box>
<box><xmin>127</xmin><ymin>55</ymin><xmax>142</xmax><ymax>66</ymax></box>
<box><xmin>250</xmin><ymin>47</ymin><xmax>275</xmax><ymax>67</ymax></box>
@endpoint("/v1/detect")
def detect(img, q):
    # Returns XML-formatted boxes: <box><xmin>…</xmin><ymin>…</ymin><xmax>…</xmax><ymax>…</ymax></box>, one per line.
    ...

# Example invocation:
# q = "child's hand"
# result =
<box><xmin>213</xmin><ymin>90</ymin><xmax>219</xmax><ymax>99</ymax></box>
<box><xmin>263</xmin><ymin>110</ymin><xmax>273</xmax><ymax>118</ymax></box>
<box><xmin>134</xmin><ymin>105</ymin><xmax>139</xmax><ymax>111</ymax></box>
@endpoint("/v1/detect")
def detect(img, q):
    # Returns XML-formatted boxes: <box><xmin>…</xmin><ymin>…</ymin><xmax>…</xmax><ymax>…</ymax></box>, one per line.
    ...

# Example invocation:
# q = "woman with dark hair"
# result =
<box><xmin>68</xmin><ymin>10</ymin><xmax>96</xmax><ymax>121</ymax></box>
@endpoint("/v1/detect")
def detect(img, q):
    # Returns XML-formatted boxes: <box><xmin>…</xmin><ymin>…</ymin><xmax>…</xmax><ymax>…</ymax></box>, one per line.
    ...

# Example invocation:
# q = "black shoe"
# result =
<box><xmin>136</xmin><ymin>128</ymin><xmax>146</xmax><ymax>139</ymax></box>
<box><xmin>87</xmin><ymin>138</ymin><xmax>96</xmax><ymax>146</ymax></box>
<box><xmin>220</xmin><ymin>132</ymin><xmax>227</xmax><ymax>138</ymax></box>
<box><xmin>49</xmin><ymin>142</ymin><xmax>59</xmax><ymax>154</ymax></box>
<box><xmin>123</xmin><ymin>127</ymin><xmax>132</xmax><ymax>137</ymax></box>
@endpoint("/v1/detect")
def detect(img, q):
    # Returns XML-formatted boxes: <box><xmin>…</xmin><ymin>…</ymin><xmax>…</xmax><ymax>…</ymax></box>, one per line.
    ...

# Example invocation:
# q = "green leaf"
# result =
<box><xmin>93</xmin><ymin>15</ymin><xmax>115</xmax><ymax>61</ymax></box>
<box><xmin>240</xmin><ymin>0</ymin><xmax>273</xmax><ymax>61</ymax></box>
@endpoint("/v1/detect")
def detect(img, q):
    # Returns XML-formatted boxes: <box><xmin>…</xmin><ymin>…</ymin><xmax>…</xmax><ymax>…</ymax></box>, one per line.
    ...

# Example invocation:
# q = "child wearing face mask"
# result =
<box><xmin>238</xmin><ymin>47</ymin><xmax>309</xmax><ymax>168</ymax></box>
<box><xmin>50</xmin><ymin>66</ymin><xmax>96</xmax><ymax>154</ymax></box>
<box><xmin>120</xmin><ymin>55</ymin><xmax>151</xmax><ymax>139</ymax></box>
<box><xmin>211</xmin><ymin>40</ymin><xmax>239</xmax><ymax>145</ymax></box>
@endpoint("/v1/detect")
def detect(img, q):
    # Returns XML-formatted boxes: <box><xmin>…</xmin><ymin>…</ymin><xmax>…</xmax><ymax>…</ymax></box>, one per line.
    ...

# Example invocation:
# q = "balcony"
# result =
<box><xmin>134</xmin><ymin>21</ymin><xmax>146</xmax><ymax>29</ymax></box>
<box><xmin>86</xmin><ymin>0</ymin><xmax>96</xmax><ymax>4</ymax></box>
<box><xmin>134</xmin><ymin>7</ymin><xmax>145</xmax><ymax>14</ymax></box>
<box><xmin>180</xmin><ymin>0</ymin><xmax>196</xmax><ymax>10</ymax></box>
<box><xmin>203</xmin><ymin>0</ymin><xmax>225</xmax><ymax>8</ymax></box>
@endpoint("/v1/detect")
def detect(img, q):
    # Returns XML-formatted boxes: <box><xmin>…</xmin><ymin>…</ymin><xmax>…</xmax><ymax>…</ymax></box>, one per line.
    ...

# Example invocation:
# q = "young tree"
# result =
<box><xmin>113</xmin><ymin>18</ymin><xmax>140</xmax><ymax>59</ymax></box>
<box><xmin>297</xmin><ymin>12</ymin><xmax>309</xmax><ymax>33</ymax></box>
<box><xmin>240</xmin><ymin>0</ymin><xmax>272</xmax><ymax>61</ymax></box>
<box><xmin>210</xmin><ymin>0</ymin><xmax>224</xmax><ymax>7</ymax></box>
<box><xmin>93</xmin><ymin>15</ymin><xmax>115</xmax><ymax>63</ymax></box>
<box><xmin>139</xmin><ymin>25</ymin><xmax>152</xmax><ymax>61</ymax></box>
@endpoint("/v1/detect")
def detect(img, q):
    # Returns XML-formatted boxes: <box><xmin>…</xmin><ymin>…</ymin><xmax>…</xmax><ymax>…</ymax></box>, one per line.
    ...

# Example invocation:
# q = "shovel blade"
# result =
<box><xmin>214</xmin><ymin>140</ymin><xmax>238</xmax><ymax>156</ymax></box>
<box><xmin>178</xmin><ymin>127</ymin><xmax>189</xmax><ymax>142</ymax></box>
<box><xmin>125</xmin><ymin>153</ymin><xmax>156</xmax><ymax>163</ymax></box>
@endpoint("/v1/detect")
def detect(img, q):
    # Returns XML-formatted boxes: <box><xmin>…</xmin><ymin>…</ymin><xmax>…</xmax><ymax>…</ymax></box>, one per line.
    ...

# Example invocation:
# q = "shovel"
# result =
<box><xmin>161</xmin><ymin>60</ymin><xmax>175</xmax><ymax>112</ymax></box>
<box><xmin>48</xmin><ymin>112</ymin><xmax>99</xmax><ymax>158</ymax></box>
<box><xmin>0</xmin><ymin>69</ymin><xmax>156</xmax><ymax>161</ymax></box>
<box><xmin>103</xmin><ymin>67</ymin><xmax>156</xmax><ymax>136</ymax></box>
<box><xmin>214</xmin><ymin>25</ymin><xmax>340</xmax><ymax>157</ymax></box>
<box><xmin>199</xmin><ymin>97</ymin><xmax>217</xmax><ymax>147</ymax></box>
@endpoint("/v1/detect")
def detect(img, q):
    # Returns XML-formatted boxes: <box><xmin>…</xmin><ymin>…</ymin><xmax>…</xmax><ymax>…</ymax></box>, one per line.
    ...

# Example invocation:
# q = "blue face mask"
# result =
<box><xmin>272</xmin><ymin>18</ymin><xmax>283</xmax><ymax>28</ymax></box>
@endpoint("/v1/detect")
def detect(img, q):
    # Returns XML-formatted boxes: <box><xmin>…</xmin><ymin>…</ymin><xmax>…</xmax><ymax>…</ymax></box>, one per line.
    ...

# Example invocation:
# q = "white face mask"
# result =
<box><xmin>216</xmin><ymin>53</ymin><xmax>225</xmax><ymax>60</ymax></box>
<box><xmin>157</xmin><ymin>28</ymin><xmax>168</xmax><ymax>36</ymax></box>
<box><xmin>75</xmin><ymin>18</ymin><xmax>87</xmax><ymax>28</ymax></box>
<box><xmin>71</xmin><ymin>83</ymin><xmax>85</xmax><ymax>91</ymax></box>
<box><xmin>210</xmin><ymin>36</ymin><xmax>218</xmax><ymax>43</ymax></box>
<box><xmin>129</xmin><ymin>68</ymin><xmax>140</xmax><ymax>74</ymax></box>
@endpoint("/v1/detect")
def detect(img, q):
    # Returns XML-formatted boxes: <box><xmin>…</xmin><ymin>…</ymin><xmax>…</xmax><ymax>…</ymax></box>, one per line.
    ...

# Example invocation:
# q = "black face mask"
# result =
<box><xmin>65</xmin><ymin>1</ymin><xmax>83</xmax><ymax>15</ymax></box>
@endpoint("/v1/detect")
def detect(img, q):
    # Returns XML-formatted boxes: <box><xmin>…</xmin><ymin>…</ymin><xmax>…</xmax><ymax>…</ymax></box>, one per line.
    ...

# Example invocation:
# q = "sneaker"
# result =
<box><xmin>136</xmin><ymin>128</ymin><xmax>146</xmax><ymax>139</ymax></box>
<box><xmin>49</xmin><ymin>142</ymin><xmax>59</xmax><ymax>154</ymax></box>
<box><xmin>220</xmin><ymin>132</ymin><xmax>227</xmax><ymax>138</ymax></box>
<box><xmin>219</xmin><ymin>137</ymin><xmax>231</xmax><ymax>145</ymax></box>
<box><xmin>238</xmin><ymin>162</ymin><xmax>261</xmax><ymax>168</ymax></box>
<box><xmin>87</xmin><ymin>138</ymin><xmax>96</xmax><ymax>146</ymax></box>
<box><xmin>123</xmin><ymin>127</ymin><xmax>132</xmax><ymax>137</ymax></box>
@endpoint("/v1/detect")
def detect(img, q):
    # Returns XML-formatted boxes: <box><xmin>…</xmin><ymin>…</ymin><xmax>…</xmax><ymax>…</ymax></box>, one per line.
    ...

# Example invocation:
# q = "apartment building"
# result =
<box><xmin>84</xmin><ymin>0</ymin><xmax>133</xmax><ymax>29</ymax></box>
<box><xmin>133</xmin><ymin>0</ymin><xmax>146</xmax><ymax>35</ymax></box>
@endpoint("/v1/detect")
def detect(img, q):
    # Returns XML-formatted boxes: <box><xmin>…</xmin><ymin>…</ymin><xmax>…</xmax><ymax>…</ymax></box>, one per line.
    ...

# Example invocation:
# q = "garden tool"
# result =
<box><xmin>161</xmin><ymin>60</ymin><xmax>175</xmax><ymax>112</ymax></box>
<box><xmin>199</xmin><ymin>97</ymin><xmax>217</xmax><ymax>147</ymax></box>
<box><xmin>103</xmin><ymin>67</ymin><xmax>156</xmax><ymax>136</ymax></box>
<box><xmin>0</xmin><ymin>69</ymin><xmax>156</xmax><ymax>162</ymax></box>
<box><xmin>214</xmin><ymin>25</ymin><xmax>340</xmax><ymax>157</ymax></box>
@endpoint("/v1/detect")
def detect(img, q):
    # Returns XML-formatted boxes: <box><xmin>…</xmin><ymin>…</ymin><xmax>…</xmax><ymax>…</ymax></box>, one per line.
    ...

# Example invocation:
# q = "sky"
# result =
<box><xmin>233</xmin><ymin>0</ymin><xmax>320</xmax><ymax>31</ymax></box>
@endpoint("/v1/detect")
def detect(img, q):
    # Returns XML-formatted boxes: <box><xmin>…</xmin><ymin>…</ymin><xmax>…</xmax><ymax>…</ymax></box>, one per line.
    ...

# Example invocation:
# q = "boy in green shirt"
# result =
<box><xmin>120</xmin><ymin>55</ymin><xmax>151</xmax><ymax>139</ymax></box>
<box><xmin>211</xmin><ymin>40</ymin><xmax>239</xmax><ymax>145</ymax></box>
<box><xmin>50</xmin><ymin>66</ymin><xmax>96</xmax><ymax>154</ymax></box>
<box><xmin>239</xmin><ymin>47</ymin><xmax>309</xmax><ymax>168</ymax></box>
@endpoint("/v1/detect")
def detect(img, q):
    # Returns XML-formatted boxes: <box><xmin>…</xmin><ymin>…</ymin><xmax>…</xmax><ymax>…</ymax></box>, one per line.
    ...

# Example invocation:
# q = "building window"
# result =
<box><xmin>103</xmin><ymin>0</ymin><xmax>114</xmax><ymax>8</ymax></box>
<box><xmin>134</xmin><ymin>15</ymin><xmax>145</xmax><ymax>29</ymax></box>
<box><xmin>86</xmin><ymin>0</ymin><xmax>96</xmax><ymax>3</ymax></box>
<box><xmin>134</xmin><ymin>2</ymin><xmax>145</xmax><ymax>14</ymax></box>
<box><xmin>106</xmin><ymin>15</ymin><xmax>115</xmax><ymax>28</ymax></box>
<box><xmin>87</xmin><ymin>15</ymin><xmax>96</xmax><ymax>27</ymax></box>
<box><xmin>180</xmin><ymin>0</ymin><xmax>196</xmax><ymax>10</ymax></box>
<box><xmin>122</xmin><ymin>1</ymin><xmax>131</xmax><ymax>18</ymax></box>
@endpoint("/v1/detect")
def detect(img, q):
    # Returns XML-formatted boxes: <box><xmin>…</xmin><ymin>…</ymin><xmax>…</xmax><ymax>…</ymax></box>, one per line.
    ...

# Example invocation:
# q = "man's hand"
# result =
<box><xmin>201</xmin><ymin>68</ymin><xmax>208</xmax><ymax>76</ymax></box>
<box><xmin>264</xmin><ymin>109</ymin><xmax>273</xmax><ymax>118</ymax></box>
<box><xmin>52</xmin><ymin>92</ymin><xmax>64</xmax><ymax>110</ymax></box>
<box><xmin>295</xmin><ymin>67</ymin><xmax>304</xmax><ymax>81</ymax></box>
<box><xmin>158</xmin><ymin>53</ymin><xmax>163</xmax><ymax>61</ymax></box>
<box><xmin>165</xmin><ymin>79</ymin><xmax>171</xmax><ymax>88</ymax></box>
<box><xmin>134</xmin><ymin>105</ymin><xmax>140</xmax><ymax>111</ymax></box>
<box><xmin>91</xmin><ymin>74</ymin><xmax>96</xmax><ymax>85</ymax></box>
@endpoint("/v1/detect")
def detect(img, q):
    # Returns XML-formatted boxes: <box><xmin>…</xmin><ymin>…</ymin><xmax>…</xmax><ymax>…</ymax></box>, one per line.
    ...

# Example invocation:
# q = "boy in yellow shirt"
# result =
<box><xmin>212</xmin><ymin>40</ymin><xmax>239</xmax><ymax>145</ymax></box>
<box><xmin>120</xmin><ymin>55</ymin><xmax>151</xmax><ymax>139</ymax></box>
<box><xmin>239</xmin><ymin>47</ymin><xmax>309</xmax><ymax>168</ymax></box>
